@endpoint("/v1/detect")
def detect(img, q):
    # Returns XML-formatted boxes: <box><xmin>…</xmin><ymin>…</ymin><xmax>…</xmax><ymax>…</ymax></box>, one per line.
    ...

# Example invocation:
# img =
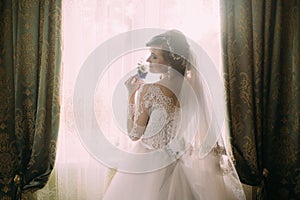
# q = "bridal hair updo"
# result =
<box><xmin>146</xmin><ymin>29</ymin><xmax>190</xmax><ymax>76</ymax></box>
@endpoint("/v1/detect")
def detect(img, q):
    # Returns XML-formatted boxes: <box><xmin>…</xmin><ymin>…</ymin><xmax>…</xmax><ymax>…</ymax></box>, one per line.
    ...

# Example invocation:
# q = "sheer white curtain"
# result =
<box><xmin>36</xmin><ymin>0</ymin><xmax>223</xmax><ymax>199</ymax></box>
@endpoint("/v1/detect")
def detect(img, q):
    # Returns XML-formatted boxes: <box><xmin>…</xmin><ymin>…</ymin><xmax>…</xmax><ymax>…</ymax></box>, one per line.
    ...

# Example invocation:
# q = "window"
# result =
<box><xmin>37</xmin><ymin>1</ymin><xmax>223</xmax><ymax>199</ymax></box>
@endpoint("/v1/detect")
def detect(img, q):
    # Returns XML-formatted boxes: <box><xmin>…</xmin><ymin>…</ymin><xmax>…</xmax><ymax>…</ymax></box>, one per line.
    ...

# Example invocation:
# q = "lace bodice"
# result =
<box><xmin>128</xmin><ymin>84</ymin><xmax>180</xmax><ymax>150</ymax></box>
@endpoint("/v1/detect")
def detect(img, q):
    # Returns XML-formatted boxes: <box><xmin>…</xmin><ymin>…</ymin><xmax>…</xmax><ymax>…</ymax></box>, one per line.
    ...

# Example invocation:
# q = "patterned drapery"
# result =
<box><xmin>0</xmin><ymin>0</ymin><xmax>61</xmax><ymax>199</ymax></box>
<box><xmin>221</xmin><ymin>0</ymin><xmax>299</xmax><ymax>199</ymax></box>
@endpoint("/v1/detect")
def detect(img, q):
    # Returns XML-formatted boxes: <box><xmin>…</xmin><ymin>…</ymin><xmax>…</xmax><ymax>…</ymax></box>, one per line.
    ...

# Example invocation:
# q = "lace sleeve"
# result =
<box><xmin>140</xmin><ymin>84</ymin><xmax>180</xmax><ymax>149</ymax></box>
<box><xmin>127</xmin><ymin>85</ymin><xmax>150</xmax><ymax>140</ymax></box>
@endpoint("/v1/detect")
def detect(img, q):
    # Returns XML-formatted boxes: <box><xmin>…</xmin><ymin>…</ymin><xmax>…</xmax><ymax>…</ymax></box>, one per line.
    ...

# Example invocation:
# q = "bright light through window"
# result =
<box><xmin>37</xmin><ymin>1</ymin><xmax>223</xmax><ymax>199</ymax></box>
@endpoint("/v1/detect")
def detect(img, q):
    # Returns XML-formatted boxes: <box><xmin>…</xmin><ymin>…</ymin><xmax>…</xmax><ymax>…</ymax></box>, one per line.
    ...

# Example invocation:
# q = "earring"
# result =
<box><xmin>167</xmin><ymin>66</ymin><xmax>171</xmax><ymax>79</ymax></box>
<box><xmin>186</xmin><ymin>70</ymin><xmax>191</xmax><ymax>79</ymax></box>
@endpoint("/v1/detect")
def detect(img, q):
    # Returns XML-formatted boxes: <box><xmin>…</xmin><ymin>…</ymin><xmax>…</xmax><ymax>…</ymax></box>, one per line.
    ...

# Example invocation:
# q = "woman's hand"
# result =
<box><xmin>124</xmin><ymin>75</ymin><xmax>144</xmax><ymax>100</ymax></box>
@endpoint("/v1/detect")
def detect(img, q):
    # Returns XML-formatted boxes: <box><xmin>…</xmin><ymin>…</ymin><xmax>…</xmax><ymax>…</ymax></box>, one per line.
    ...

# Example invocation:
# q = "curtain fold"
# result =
<box><xmin>0</xmin><ymin>0</ymin><xmax>62</xmax><ymax>199</ymax></box>
<box><xmin>221</xmin><ymin>0</ymin><xmax>299</xmax><ymax>199</ymax></box>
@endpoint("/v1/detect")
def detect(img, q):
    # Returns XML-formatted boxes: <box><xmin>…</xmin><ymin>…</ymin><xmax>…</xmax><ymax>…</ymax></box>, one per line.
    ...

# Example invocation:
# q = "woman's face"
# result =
<box><xmin>146</xmin><ymin>47</ymin><xmax>170</xmax><ymax>74</ymax></box>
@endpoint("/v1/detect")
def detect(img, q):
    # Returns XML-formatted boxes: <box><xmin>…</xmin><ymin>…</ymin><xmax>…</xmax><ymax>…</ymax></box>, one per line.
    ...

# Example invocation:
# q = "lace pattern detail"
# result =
<box><xmin>211</xmin><ymin>143</ymin><xmax>235</xmax><ymax>176</ymax></box>
<box><xmin>127</xmin><ymin>103</ymin><xmax>135</xmax><ymax>117</ymax></box>
<box><xmin>142</xmin><ymin>108</ymin><xmax>167</xmax><ymax>138</ymax></box>
<box><xmin>140</xmin><ymin>85</ymin><xmax>180</xmax><ymax>149</ymax></box>
<box><xmin>127</xmin><ymin>84</ymin><xmax>180</xmax><ymax>148</ymax></box>
<box><xmin>127</xmin><ymin>103</ymin><xmax>146</xmax><ymax>140</ymax></box>
<box><xmin>129</xmin><ymin>124</ymin><xmax>146</xmax><ymax>140</ymax></box>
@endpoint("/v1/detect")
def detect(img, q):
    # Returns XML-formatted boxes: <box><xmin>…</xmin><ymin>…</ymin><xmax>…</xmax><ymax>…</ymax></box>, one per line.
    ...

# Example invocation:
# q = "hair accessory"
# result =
<box><xmin>164</xmin><ymin>36</ymin><xmax>184</xmax><ymax>61</ymax></box>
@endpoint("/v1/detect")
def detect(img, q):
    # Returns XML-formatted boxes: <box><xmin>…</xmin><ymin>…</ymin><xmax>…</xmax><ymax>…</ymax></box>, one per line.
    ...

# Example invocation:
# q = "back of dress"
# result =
<box><xmin>104</xmin><ymin>82</ymin><xmax>245</xmax><ymax>200</ymax></box>
<box><xmin>138</xmin><ymin>84</ymin><xmax>181</xmax><ymax>151</ymax></box>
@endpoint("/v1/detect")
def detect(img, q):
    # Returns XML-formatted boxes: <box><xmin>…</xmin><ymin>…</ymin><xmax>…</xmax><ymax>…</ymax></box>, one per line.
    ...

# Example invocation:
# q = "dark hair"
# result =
<box><xmin>146</xmin><ymin>30</ymin><xmax>190</xmax><ymax>76</ymax></box>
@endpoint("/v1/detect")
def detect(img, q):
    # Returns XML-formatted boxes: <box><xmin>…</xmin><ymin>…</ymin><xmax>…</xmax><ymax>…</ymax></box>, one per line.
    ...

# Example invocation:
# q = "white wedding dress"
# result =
<box><xmin>103</xmin><ymin>84</ymin><xmax>245</xmax><ymax>200</ymax></box>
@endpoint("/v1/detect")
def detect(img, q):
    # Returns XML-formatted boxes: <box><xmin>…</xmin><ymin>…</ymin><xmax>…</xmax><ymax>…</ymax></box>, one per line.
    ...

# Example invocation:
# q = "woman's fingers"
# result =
<box><xmin>125</xmin><ymin>75</ymin><xmax>138</xmax><ymax>86</ymax></box>
<box><xmin>126</xmin><ymin>75</ymin><xmax>144</xmax><ymax>87</ymax></box>
<box><xmin>130</xmin><ymin>75</ymin><xmax>138</xmax><ymax>84</ymax></box>
<box><xmin>124</xmin><ymin>75</ymin><xmax>144</xmax><ymax>97</ymax></box>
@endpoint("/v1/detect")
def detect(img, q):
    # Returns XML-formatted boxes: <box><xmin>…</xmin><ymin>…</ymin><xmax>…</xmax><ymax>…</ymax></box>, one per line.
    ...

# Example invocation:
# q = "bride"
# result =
<box><xmin>103</xmin><ymin>30</ymin><xmax>245</xmax><ymax>200</ymax></box>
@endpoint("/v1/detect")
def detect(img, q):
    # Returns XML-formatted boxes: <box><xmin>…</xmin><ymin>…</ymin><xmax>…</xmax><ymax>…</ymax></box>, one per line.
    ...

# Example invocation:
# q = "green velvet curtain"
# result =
<box><xmin>221</xmin><ymin>0</ymin><xmax>299</xmax><ymax>199</ymax></box>
<box><xmin>0</xmin><ymin>0</ymin><xmax>61</xmax><ymax>199</ymax></box>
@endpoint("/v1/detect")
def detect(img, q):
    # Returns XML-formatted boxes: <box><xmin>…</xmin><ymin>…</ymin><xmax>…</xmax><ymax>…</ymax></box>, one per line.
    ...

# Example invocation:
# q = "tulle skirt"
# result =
<box><xmin>103</xmin><ymin>141</ymin><xmax>245</xmax><ymax>200</ymax></box>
